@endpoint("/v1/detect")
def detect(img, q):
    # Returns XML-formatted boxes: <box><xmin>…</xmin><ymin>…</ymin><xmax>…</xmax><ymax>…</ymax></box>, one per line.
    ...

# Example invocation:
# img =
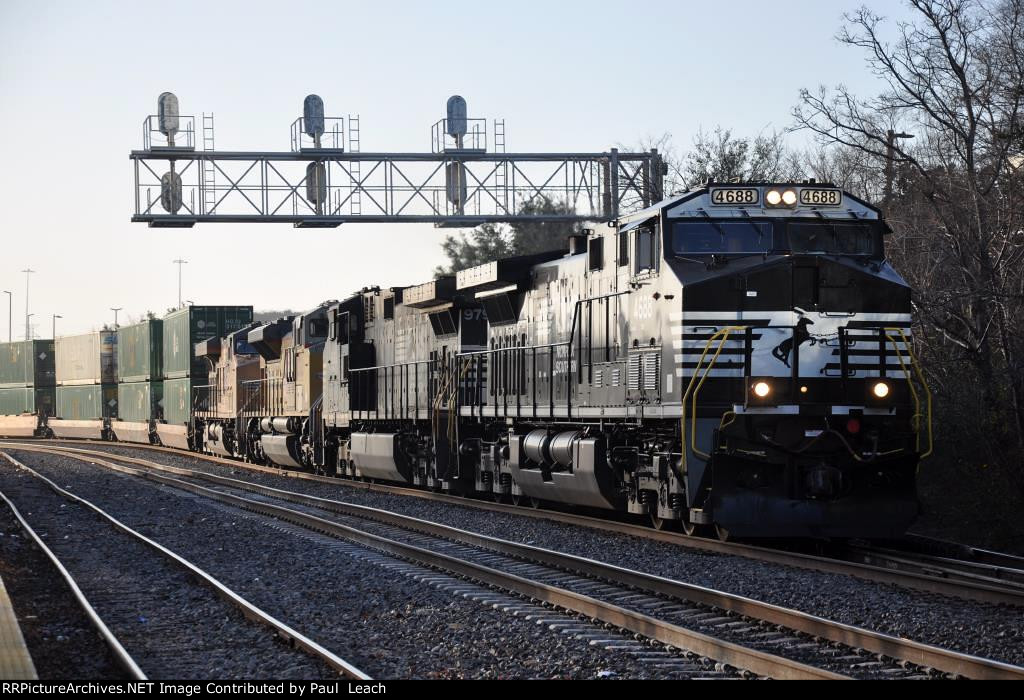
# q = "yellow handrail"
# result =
<box><xmin>883</xmin><ymin>327</ymin><xmax>933</xmax><ymax>459</ymax></box>
<box><xmin>680</xmin><ymin>326</ymin><xmax>747</xmax><ymax>467</ymax></box>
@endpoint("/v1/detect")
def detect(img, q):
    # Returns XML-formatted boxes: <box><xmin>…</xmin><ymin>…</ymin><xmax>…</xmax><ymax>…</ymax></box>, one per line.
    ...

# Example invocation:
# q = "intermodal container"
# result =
<box><xmin>56</xmin><ymin>384</ymin><xmax>117</xmax><ymax>420</ymax></box>
<box><xmin>162</xmin><ymin>377</ymin><xmax>193</xmax><ymax>425</ymax></box>
<box><xmin>117</xmin><ymin>320</ymin><xmax>163</xmax><ymax>382</ymax></box>
<box><xmin>117</xmin><ymin>380</ymin><xmax>163</xmax><ymax>422</ymax></box>
<box><xmin>0</xmin><ymin>386</ymin><xmax>55</xmax><ymax>415</ymax></box>
<box><xmin>163</xmin><ymin>306</ymin><xmax>253</xmax><ymax>379</ymax></box>
<box><xmin>56</xmin><ymin>331</ymin><xmax>118</xmax><ymax>386</ymax></box>
<box><xmin>0</xmin><ymin>340</ymin><xmax>56</xmax><ymax>388</ymax></box>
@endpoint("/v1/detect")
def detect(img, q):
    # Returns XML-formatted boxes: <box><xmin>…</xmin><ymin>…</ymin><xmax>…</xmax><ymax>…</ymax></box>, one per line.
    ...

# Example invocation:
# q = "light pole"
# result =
<box><xmin>21</xmin><ymin>269</ymin><xmax>34</xmax><ymax>344</ymax></box>
<box><xmin>111</xmin><ymin>307</ymin><xmax>122</xmax><ymax>329</ymax></box>
<box><xmin>52</xmin><ymin>314</ymin><xmax>62</xmax><ymax>340</ymax></box>
<box><xmin>173</xmin><ymin>258</ymin><xmax>188</xmax><ymax>309</ymax></box>
<box><xmin>884</xmin><ymin>130</ymin><xmax>914</xmax><ymax>207</ymax></box>
<box><xmin>25</xmin><ymin>313</ymin><xmax>33</xmax><ymax>341</ymax></box>
<box><xmin>3</xmin><ymin>290</ymin><xmax>11</xmax><ymax>342</ymax></box>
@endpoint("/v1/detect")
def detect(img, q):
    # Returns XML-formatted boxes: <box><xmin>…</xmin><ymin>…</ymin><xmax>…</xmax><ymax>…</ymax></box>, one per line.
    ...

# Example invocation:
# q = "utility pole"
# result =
<box><xmin>884</xmin><ymin>130</ymin><xmax>914</xmax><ymax>208</ymax></box>
<box><xmin>21</xmin><ymin>269</ymin><xmax>34</xmax><ymax>342</ymax></box>
<box><xmin>52</xmin><ymin>314</ymin><xmax>62</xmax><ymax>340</ymax></box>
<box><xmin>3</xmin><ymin>290</ymin><xmax>11</xmax><ymax>342</ymax></box>
<box><xmin>173</xmin><ymin>258</ymin><xmax>188</xmax><ymax>309</ymax></box>
<box><xmin>111</xmin><ymin>307</ymin><xmax>122</xmax><ymax>328</ymax></box>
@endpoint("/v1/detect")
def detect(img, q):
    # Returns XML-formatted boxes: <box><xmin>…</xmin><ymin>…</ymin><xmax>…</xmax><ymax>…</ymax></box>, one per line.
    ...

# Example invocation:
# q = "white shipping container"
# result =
<box><xmin>56</xmin><ymin>331</ymin><xmax>118</xmax><ymax>386</ymax></box>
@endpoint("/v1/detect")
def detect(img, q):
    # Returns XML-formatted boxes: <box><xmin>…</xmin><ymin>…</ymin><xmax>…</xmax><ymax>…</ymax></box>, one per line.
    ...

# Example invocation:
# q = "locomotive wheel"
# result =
<box><xmin>714</xmin><ymin>524</ymin><xmax>732</xmax><ymax>542</ymax></box>
<box><xmin>528</xmin><ymin>497</ymin><xmax>542</xmax><ymax>509</ymax></box>
<box><xmin>511</xmin><ymin>493</ymin><xmax>525</xmax><ymax>507</ymax></box>
<box><xmin>491</xmin><ymin>492</ymin><xmax>507</xmax><ymax>504</ymax></box>
<box><xmin>681</xmin><ymin>518</ymin><xmax>698</xmax><ymax>536</ymax></box>
<box><xmin>650</xmin><ymin>514</ymin><xmax>675</xmax><ymax>531</ymax></box>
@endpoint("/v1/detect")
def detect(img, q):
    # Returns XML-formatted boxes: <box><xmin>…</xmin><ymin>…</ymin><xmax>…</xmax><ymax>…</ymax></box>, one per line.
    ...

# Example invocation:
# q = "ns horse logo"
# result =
<box><xmin>771</xmin><ymin>309</ymin><xmax>818</xmax><ymax>368</ymax></box>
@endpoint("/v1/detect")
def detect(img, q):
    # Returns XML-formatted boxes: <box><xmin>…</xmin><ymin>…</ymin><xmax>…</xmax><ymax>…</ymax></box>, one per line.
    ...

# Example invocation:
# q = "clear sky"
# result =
<box><xmin>0</xmin><ymin>0</ymin><xmax>917</xmax><ymax>337</ymax></box>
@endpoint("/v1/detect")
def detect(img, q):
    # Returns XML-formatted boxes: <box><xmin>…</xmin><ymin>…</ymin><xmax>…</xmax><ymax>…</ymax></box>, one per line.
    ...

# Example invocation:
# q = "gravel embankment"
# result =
<box><xmin>62</xmin><ymin>443</ymin><xmax>1024</xmax><ymax>667</ymax></box>
<box><xmin>0</xmin><ymin>460</ymin><xmax>343</xmax><ymax>680</ymax></box>
<box><xmin>7</xmin><ymin>449</ymin><xmax>708</xmax><ymax>679</ymax></box>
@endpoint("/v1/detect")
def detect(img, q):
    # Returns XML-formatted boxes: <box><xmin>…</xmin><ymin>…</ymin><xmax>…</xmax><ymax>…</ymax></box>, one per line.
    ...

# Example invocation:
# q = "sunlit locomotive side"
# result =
<box><xmin>320</xmin><ymin>283</ymin><xmax>491</xmax><ymax>489</ymax></box>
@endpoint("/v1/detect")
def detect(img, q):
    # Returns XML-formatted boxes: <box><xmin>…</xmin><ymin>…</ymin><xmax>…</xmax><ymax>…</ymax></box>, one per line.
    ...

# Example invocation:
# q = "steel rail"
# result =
<box><xmin>14</xmin><ymin>438</ymin><xmax>1024</xmax><ymax>608</ymax></box>
<box><xmin>0</xmin><ymin>451</ymin><xmax>371</xmax><ymax>681</ymax></box>
<box><xmin>0</xmin><ymin>466</ymin><xmax>146</xmax><ymax>680</ymax></box>
<box><xmin>844</xmin><ymin>546</ymin><xmax>1024</xmax><ymax>590</ymax></box>
<box><xmin>8</xmin><ymin>445</ymin><xmax>847</xmax><ymax>680</ymax></box>
<box><xmin>26</xmin><ymin>443</ymin><xmax>1024</xmax><ymax>682</ymax></box>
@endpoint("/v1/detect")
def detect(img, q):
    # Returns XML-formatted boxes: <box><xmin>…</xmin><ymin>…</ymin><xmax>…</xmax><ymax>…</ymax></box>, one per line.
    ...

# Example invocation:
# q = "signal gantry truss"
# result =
<box><xmin>129</xmin><ymin>94</ymin><xmax>665</xmax><ymax>228</ymax></box>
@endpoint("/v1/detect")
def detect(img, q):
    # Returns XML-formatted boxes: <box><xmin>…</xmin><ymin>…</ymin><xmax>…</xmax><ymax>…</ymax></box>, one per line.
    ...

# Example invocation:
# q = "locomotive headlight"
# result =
<box><xmin>747</xmin><ymin>378</ymin><xmax>776</xmax><ymax>407</ymax></box>
<box><xmin>866</xmin><ymin>380</ymin><xmax>893</xmax><ymax>406</ymax></box>
<box><xmin>782</xmin><ymin>189</ymin><xmax>798</xmax><ymax>205</ymax></box>
<box><xmin>765</xmin><ymin>190</ymin><xmax>783</xmax><ymax>206</ymax></box>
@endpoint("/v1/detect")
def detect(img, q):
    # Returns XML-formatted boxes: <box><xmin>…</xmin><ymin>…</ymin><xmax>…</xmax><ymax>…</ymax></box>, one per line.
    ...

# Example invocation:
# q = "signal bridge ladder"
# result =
<box><xmin>348</xmin><ymin>114</ymin><xmax>361</xmax><ymax>215</ymax></box>
<box><xmin>494</xmin><ymin>119</ymin><xmax>507</xmax><ymax>213</ymax></box>
<box><xmin>201</xmin><ymin>113</ymin><xmax>216</xmax><ymax>215</ymax></box>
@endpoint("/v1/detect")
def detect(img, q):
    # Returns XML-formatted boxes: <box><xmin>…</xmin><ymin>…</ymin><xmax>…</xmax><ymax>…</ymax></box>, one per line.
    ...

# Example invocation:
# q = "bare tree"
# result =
<box><xmin>793</xmin><ymin>0</ymin><xmax>1024</xmax><ymax>455</ymax></box>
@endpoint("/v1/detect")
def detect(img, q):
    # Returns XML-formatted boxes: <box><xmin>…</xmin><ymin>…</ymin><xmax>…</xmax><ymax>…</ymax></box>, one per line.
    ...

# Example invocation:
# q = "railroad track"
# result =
<box><xmin>21</xmin><ymin>438</ymin><xmax>1024</xmax><ymax>609</ymax></box>
<box><xmin>0</xmin><ymin>450</ymin><xmax>370</xmax><ymax>681</ymax></box>
<box><xmin>8</xmin><ymin>443</ymin><xmax>1024</xmax><ymax>680</ymax></box>
<box><xmin>839</xmin><ymin>537</ymin><xmax>1024</xmax><ymax>594</ymax></box>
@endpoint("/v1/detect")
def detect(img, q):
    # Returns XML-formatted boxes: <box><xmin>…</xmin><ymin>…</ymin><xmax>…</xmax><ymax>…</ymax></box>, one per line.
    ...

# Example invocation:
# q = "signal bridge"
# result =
<box><xmin>130</xmin><ymin>93</ymin><xmax>665</xmax><ymax>228</ymax></box>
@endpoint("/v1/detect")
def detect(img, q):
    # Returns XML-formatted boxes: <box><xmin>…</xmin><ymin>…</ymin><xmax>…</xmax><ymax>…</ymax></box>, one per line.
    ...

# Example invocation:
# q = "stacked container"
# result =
<box><xmin>116</xmin><ymin>319</ymin><xmax>164</xmax><ymax>422</ymax></box>
<box><xmin>161</xmin><ymin>306</ymin><xmax>253</xmax><ymax>425</ymax></box>
<box><xmin>55</xmin><ymin>330</ymin><xmax>118</xmax><ymax>420</ymax></box>
<box><xmin>0</xmin><ymin>340</ymin><xmax>56</xmax><ymax>415</ymax></box>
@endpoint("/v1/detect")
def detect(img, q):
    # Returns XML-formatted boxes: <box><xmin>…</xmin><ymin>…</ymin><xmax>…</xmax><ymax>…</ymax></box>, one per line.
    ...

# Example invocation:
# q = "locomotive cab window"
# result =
<box><xmin>671</xmin><ymin>221</ymin><xmax>772</xmax><ymax>255</ymax></box>
<box><xmin>635</xmin><ymin>227</ymin><xmax>657</xmax><ymax>274</ymax></box>
<box><xmin>617</xmin><ymin>230</ymin><xmax>629</xmax><ymax>267</ymax></box>
<box><xmin>308</xmin><ymin>317</ymin><xmax>328</xmax><ymax>340</ymax></box>
<box><xmin>588</xmin><ymin>236</ymin><xmax>603</xmax><ymax>271</ymax></box>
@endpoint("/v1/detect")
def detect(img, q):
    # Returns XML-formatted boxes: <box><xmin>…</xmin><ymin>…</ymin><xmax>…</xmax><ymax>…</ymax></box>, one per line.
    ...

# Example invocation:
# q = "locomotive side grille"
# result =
<box><xmin>593</xmin><ymin>369</ymin><xmax>603</xmax><ymax>388</ymax></box>
<box><xmin>628</xmin><ymin>351</ymin><xmax>661</xmax><ymax>391</ymax></box>
<box><xmin>627</xmin><ymin>354</ymin><xmax>641</xmax><ymax>390</ymax></box>
<box><xmin>611</xmin><ymin>368</ymin><xmax>621</xmax><ymax>387</ymax></box>
<box><xmin>642</xmin><ymin>352</ymin><xmax>660</xmax><ymax>391</ymax></box>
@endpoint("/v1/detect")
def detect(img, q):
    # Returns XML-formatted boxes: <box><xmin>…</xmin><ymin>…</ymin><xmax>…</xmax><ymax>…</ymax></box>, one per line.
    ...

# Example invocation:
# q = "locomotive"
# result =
<box><xmin>3</xmin><ymin>183</ymin><xmax>931</xmax><ymax>540</ymax></box>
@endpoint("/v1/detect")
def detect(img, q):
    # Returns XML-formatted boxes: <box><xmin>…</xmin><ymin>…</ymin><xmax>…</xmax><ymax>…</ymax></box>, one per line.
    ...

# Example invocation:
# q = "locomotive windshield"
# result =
<box><xmin>788</xmin><ymin>221</ymin><xmax>877</xmax><ymax>256</ymax></box>
<box><xmin>670</xmin><ymin>219</ymin><xmax>881</xmax><ymax>257</ymax></box>
<box><xmin>671</xmin><ymin>221</ymin><xmax>772</xmax><ymax>254</ymax></box>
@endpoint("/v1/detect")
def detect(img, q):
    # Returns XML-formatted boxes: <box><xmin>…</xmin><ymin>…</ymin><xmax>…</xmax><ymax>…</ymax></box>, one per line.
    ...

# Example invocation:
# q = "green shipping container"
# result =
<box><xmin>117</xmin><ymin>320</ymin><xmax>163</xmax><ymax>382</ymax></box>
<box><xmin>163</xmin><ymin>306</ymin><xmax>253</xmax><ymax>379</ymax></box>
<box><xmin>117</xmin><ymin>381</ymin><xmax>163</xmax><ymax>422</ymax></box>
<box><xmin>0</xmin><ymin>340</ymin><xmax>56</xmax><ymax>388</ymax></box>
<box><xmin>162</xmin><ymin>377</ymin><xmax>193</xmax><ymax>425</ymax></box>
<box><xmin>56</xmin><ymin>384</ymin><xmax>117</xmax><ymax>420</ymax></box>
<box><xmin>0</xmin><ymin>386</ymin><xmax>55</xmax><ymax>415</ymax></box>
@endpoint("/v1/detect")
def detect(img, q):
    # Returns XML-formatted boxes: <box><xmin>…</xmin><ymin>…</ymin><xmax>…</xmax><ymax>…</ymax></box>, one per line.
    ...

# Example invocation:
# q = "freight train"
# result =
<box><xmin>0</xmin><ymin>183</ymin><xmax>932</xmax><ymax>540</ymax></box>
